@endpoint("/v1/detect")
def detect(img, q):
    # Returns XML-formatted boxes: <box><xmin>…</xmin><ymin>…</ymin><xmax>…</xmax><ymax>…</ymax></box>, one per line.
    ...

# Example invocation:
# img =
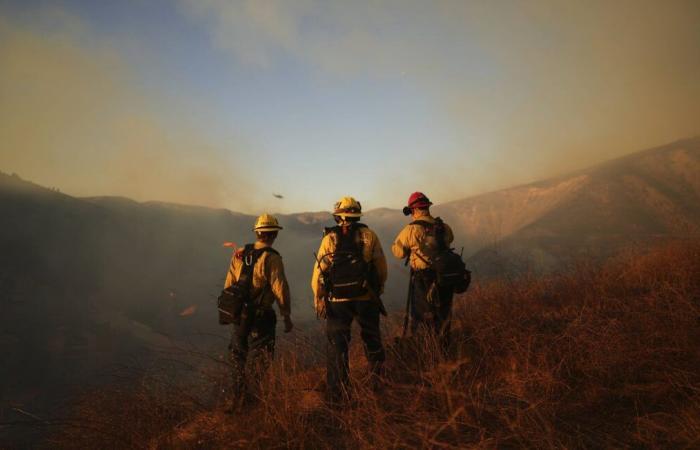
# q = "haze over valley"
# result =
<box><xmin>2</xmin><ymin>138</ymin><xmax>699</xmax><ymax>431</ymax></box>
<box><xmin>2</xmin><ymin>1</ymin><xmax>700</xmax><ymax>446</ymax></box>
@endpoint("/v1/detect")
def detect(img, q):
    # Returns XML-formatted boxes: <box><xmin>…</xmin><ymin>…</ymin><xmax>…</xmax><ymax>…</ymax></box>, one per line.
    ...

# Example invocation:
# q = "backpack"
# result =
<box><xmin>411</xmin><ymin>218</ymin><xmax>471</xmax><ymax>294</ymax></box>
<box><xmin>217</xmin><ymin>244</ymin><xmax>279</xmax><ymax>327</ymax></box>
<box><xmin>324</xmin><ymin>223</ymin><xmax>370</xmax><ymax>299</ymax></box>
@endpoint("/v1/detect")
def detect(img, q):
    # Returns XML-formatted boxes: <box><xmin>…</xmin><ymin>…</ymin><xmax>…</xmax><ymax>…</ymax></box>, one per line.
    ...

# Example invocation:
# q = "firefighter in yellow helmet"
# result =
<box><xmin>222</xmin><ymin>213</ymin><xmax>293</xmax><ymax>409</ymax></box>
<box><xmin>392</xmin><ymin>192</ymin><xmax>456</xmax><ymax>352</ymax></box>
<box><xmin>311</xmin><ymin>197</ymin><xmax>388</xmax><ymax>402</ymax></box>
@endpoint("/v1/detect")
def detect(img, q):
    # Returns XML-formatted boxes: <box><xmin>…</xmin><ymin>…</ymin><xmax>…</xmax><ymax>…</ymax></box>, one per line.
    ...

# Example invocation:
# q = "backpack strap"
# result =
<box><xmin>410</xmin><ymin>218</ymin><xmax>448</xmax><ymax>251</ymax></box>
<box><xmin>403</xmin><ymin>224</ymin><xmax>432</xmax><ymax>267</ymax></box>
<box><xmin>236</xmin><ymin>244</ymin><xmax>258</xmax><ymax>291</ymax></box>
<box><xmin>433</xmin><ymin>217</ymin><xmax>448</xmax><ymax>251</ymax></box>
<box><xmin>409</xmin><ymin>219</ymin><xmax>432</xmax><ymax>227</ymax></box>
<box><xmin>254</xmin><ymin>247</ymin><xmax>280</xmax><ymax>257</ymax></box>
<box><xmin>352</xmin><ymin>223</ymin><xmax>367</xmax><ymax>252</ymax></box>
<box><xmin>238</xmin><ymin>245</ymin><xmax>278</xmax><ymax>286</ymax></box>
<box><xmin>250</xmin><ymin>247</ymin><xmax>279</xmax><ymax>276</ymax></box>
<box><xmin>327</xmin><ymin>223</ymin><xmax>366</xmax><ymax>254</ymax></box>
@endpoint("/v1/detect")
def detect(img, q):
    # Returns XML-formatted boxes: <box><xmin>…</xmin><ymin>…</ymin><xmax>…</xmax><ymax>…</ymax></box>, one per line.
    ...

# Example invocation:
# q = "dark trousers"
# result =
<box><xmin>326</xmin><ymin>300</ymin><xmax>385</xmax><ymax>399</ymax></box>
<box><xmin>229</xmin><ymin>308</ymin><xmax>277</xmax><ymax>395</ymax></box>
<box><xmin>411</xmin><ymin>270</ymin><xmax>454</xmax><ymax>352</ymax></box>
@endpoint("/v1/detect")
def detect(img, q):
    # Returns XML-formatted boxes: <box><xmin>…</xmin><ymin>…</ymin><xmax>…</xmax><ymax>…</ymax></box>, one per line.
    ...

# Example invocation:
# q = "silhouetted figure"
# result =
<box><xmin>221</xmin><ymin>214</ymin><xmax>293</xmax><ymax>411</ymax></box>
<box><xmin>312</xmin><ymin>196</ymin><xmax>387</xmax><ymax>404</ymax></box>
<box><xmin>392</xmin><ymin>192</ymin><xmax>458</xmax><ymax>353</ymax></box>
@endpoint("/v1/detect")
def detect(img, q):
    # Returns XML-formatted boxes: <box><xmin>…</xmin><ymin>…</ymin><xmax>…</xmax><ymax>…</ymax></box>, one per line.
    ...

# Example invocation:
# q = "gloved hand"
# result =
<box><xmin>314</xmin><ymin>297</ymin><xmax>327</xmax><ymax>319</ymax></box>
<box><xmin>283</xmin><ymin>315</ymin><xmax>294</xmax><ymax>333</ymax></box>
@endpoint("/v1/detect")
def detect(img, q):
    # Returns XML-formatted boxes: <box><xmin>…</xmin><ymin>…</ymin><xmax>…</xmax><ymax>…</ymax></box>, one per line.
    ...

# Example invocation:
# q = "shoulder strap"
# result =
<box><xmin>249</xmin><ymin>246</ymin><xmax>280</xmax><ymax>277</ymax></box>
<box><xmin>353</xmin><ymin>223</ymin><xmax>367</xmax><ymax>252</ymax></box>
<box><xmin>255</xmin><ymin>247</ymin><xmax>279</xmax><ymax>298</ymax></box>
<box><xmin>326</xmin><ymin>223</ymin><xmax>368</xmax><ymax>235</ymax></box>
<box><xmin>242</xmin><ymin>243</ymin><xmax>255</xmax><ymax>257</ymax></box>
<box><xmin>349</xmin><ymin>223</ymin><xmax>367</xmax><ymax>254</ymax></box>
<box><xmin>254</xmin><ymin>247</ymin><xmax>280</xmax><ymax>257</ymax></box>
<box><xmin>237</xmin><ymin>244</ymin><xmax>263</xmax><ymax>290</ymax></box>
<box><xmin>433</xmin><ymin>217</ymin><xmax>447</xmax><ymax>250</ymax></box>
<box><xmin>236</xmin><ymin>245</ymin><xmax>280</xmax><ymax>302</ymax></box>
<box><xmin>410</xmin><ymin>218</ymin><xmax>447</xmax><ymax>250</ymax></box>
<box><xmin>407</xmin><ymin>220</ymin><xmax>430</xmax><ymax>265</ymax></box>
<box><xmin>410</xmin><ymin>219</ymin><xmax>432</xmax><ymax>228</ymax></box>
<box><xmin>324</xmin><ymin>226</ymin><xmax>342</xmax><ymax>249</ymax></box>
<box><xmin>326</xmin><ymin>224</ymin><xmax>365</xmax><ymax>255</ymax></box>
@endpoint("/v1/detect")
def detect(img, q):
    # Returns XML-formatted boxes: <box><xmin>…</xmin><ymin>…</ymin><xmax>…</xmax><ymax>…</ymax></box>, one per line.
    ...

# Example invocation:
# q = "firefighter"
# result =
<box><xmin>223</xmin><ymin>214</ymin><xmax>293</xmax><ymax>409</ymax></box>
<box><xmin>392</xmin><ymin>192</ymin><xmax>455</xmax><ymax>352</ymax></box>
<box><xmin>311</xmin><ymin>196</ymin><xmax>388</xmax><ymax>402</ymax></box>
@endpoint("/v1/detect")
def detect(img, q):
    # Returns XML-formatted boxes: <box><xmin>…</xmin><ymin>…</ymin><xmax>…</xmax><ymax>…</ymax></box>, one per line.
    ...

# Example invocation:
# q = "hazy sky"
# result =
<box><xmin>1</xmin><ymin>0</ymin><xmax>699</xmax><ymax>214</ymax></box>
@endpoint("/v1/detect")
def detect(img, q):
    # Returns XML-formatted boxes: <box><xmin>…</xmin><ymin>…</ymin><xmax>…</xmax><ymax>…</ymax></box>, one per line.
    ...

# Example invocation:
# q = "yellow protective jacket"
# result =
<box><xmin>224</xmin><ymin>242</ymin><xmax>291</xmax><ymax>317</ymax></box>
<box><xmin>311</xmin><ymin>225</ymin><xmax>388</xmax><ymax>304</ymax></box>
<box><xmin>391</xmin><ymin>214</ymin><xmax>454</xmax><ymax>270</ymax></box>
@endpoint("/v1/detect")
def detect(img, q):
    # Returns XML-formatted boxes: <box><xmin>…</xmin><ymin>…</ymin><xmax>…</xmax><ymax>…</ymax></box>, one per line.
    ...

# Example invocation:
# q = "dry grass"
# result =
<box><xmin>50</xmin><ymin>240</ymin><xmax>700</xmax><ymax>449</ymax></box>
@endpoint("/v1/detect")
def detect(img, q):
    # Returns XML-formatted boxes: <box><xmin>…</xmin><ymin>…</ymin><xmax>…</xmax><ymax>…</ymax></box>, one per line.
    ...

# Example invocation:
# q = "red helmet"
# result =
<box><xmin>406</xmin><ymin>192</ymin><xmax>432</xmax><ymax>209</ymax></box>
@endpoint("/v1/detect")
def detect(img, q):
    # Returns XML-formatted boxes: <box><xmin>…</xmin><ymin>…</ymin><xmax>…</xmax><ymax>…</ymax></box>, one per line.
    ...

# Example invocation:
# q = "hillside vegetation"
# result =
<box><xmin>457</xmin><ymin>137</ymin><xmax>700</xmax><ymax>274</ymax></box>
<box><xmin>47</xmin><ymin>241</ymin><xmax>700</xmax><ymax>449</ymax></box>
<box><xmin>3</xmin><ymin>138</ymin><xmax>699</xmax><ymax>446</ymax></box>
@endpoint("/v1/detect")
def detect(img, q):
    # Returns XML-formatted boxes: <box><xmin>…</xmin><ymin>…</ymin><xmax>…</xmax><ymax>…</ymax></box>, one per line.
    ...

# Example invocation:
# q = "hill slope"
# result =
<box><xmin>2</xmin><ymin>137</ymin><xmax>699</xmax><ymax>443</ymax></box>
<box><xmin>434</xmin><ymin>137</ymin><xmax>700</xmax><ymax>273</ymax></box>
<box><xmin>49</xmin><ymin>241</ymin><xmax>700</xmax><ymax>449</ymax></box>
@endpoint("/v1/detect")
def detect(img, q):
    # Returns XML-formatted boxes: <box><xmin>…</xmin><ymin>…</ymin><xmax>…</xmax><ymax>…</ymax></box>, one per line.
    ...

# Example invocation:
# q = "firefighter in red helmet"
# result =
<box><xmin>392</xmin><ymin>192</ymin><xmax>456</xmax><ymax>352</ymax></box>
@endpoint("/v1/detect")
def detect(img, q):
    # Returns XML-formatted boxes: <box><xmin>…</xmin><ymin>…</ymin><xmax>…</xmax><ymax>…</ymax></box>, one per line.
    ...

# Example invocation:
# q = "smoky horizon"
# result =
<box><xmin>1</xmin><ymin>1</ymin><xmax>699</xmax><ymax>215</ymax></box>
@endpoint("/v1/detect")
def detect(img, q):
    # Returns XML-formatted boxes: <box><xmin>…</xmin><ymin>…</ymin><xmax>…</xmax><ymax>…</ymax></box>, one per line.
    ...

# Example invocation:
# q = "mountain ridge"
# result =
<box><xmin>460</xmin><ymin>137</ymin><xmax>700</xmax><ymax>273</ymax></box>
<box><xmin>2</xmin><ymin>137</ymin><xmax>699</xmax><ymax>441</ymax></box>
<box><xmin>3</xmin><ymin>135</ymin><xmax>700</xmax><ymax>279</ymax></box>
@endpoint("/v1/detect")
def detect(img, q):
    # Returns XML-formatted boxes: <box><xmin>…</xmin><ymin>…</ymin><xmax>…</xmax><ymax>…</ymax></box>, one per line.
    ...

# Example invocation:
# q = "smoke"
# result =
<box><xmin>180</xmin><ymin>0</ymin><xmax>700</xmax><ymax>201</ymax></box>
<box><xmin>2</xmin><ymin>2</ymin><xmax>698</xmax><ymax>211</ymax></box>
<box><xmin>0</xmin><ymin>11</ymin><xmax>256</xmax><ymax>211</ymax></box>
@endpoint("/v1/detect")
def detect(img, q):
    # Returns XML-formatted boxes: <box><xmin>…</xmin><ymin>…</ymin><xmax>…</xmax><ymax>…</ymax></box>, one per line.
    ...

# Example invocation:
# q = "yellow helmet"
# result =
<box><xmin>333</xmin><ymin>196</ymin><xmax>362</xmax><ymax>218</ymax></box>
<box><xmin>253</xmin><ymin>213</ymin><xmax>283</xmax><ymax>232</ymax></box>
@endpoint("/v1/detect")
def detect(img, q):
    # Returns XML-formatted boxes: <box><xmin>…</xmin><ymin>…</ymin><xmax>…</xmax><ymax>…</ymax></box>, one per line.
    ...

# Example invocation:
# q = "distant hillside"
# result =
<box><xmin>0</xmin><ymin>171</ymin><xmax>413</xmax><ymax>435</ymax></box>
<box><xmin>433</xmin><ymin>137</ymin><xmax>700</xmax><ymax>274</ymax></box>
<box><xmin>2</xmin><ymin>136</ymin><xmax>698</xmax><ymax>331</ymax></box>
<box><xmin>0</xmin><ymin>173</ymin><xmax>317</xmax><ymax>437</ymax></box>
<box><xmin>2</xmin><ymin>137</ymin><xmax>699</xmax><ymax>441</ymax></box>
